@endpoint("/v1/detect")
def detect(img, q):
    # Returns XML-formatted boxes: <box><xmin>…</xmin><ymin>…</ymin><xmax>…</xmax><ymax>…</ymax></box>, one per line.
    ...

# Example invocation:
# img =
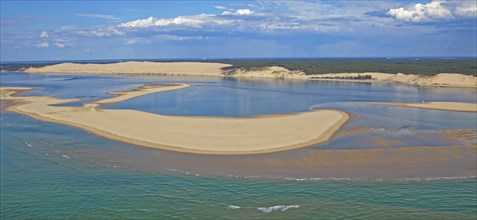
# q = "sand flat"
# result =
<box><xmin>357</xmin><ymin>101</ymin><xmax>477</xmax><ymax>112</ymax></box>
<box><xmin>1</xmin><ymin>85</ymin><xmax>348</xmax><ymax>155</ymax></box>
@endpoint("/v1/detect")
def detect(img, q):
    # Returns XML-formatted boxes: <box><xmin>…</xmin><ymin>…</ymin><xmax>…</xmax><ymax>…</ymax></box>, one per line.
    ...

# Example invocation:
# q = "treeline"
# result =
<box><xmin>220</xmin><ymin>59</ymin><xmax>477</xmax><ymax>76</ymax></box>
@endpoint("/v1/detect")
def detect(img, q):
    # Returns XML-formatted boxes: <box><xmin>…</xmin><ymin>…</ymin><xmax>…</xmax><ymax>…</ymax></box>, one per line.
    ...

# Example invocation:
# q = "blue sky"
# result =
<box><xmin>1</xmin><ymin>0</ymin><xmax>476</xmax><ymax>61</ymax></box>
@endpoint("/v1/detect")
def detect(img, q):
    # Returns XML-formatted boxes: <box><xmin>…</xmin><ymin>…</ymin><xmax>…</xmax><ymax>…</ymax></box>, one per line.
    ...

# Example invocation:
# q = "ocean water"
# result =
<box><xmin>1</xmin><ymin>72</ymin><xmax>476</xmax><ymax>219</ymax></box>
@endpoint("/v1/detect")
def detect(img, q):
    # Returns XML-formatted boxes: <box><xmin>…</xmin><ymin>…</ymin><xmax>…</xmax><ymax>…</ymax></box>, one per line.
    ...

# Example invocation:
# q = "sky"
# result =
<box><xmin>1</xmin><ymin>0</ymin><xmax>476</xmax><ymax>61</ymax></box>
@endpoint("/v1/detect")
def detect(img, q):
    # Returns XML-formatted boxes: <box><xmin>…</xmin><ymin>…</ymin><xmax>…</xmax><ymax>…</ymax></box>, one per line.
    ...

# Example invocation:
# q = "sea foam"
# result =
<box><xmin>257</xmin><ymin>205</ymin><xmax>299</xmax><ymax>213</ymax></box>
<box><xmin>227</xmin><ymin>205</ymin><xmax>240</xmax><ymax>209</ymax></box>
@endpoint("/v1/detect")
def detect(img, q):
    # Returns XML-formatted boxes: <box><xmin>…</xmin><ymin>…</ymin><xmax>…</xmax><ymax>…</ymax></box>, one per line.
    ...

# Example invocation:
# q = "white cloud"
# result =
<box><xmin>77</xmin><ymin>26</ymin><xmax>124</xmax><ymax>37</ymax></box>
<box><xmin>36</xmin><ymin>42</ymin><xmax>49</xmax><ymax>48</ymax></box>
<box><xmin>455</xmin><ymin>1</ymin><xmax>477</xmax><ymax>17</ymax></box>
<box><xmin>214</xmin><ymin>5</ymin><xmax>227</xmax><ymax>10</ymax></box>
<box><xmin>387</xmin><ymin>0</ymin><xmax>453</xmax><ymax>22</ymax></box>
<box><xmin>124</xmin><ymin>39</ymin><xmax>138</xmax><ymax>45</ymax></box>
<box><xmin>76</xmin><ymin>13</ymin><xmax>120</xmax><ymax>21</ymax></box>
<box><xmin>124</xmin><ymin>38</ymin><xmax>152</xmax><ymax>45</ymax></box>
<box><xmin>222</xmin><ymin>9</ymin><xmax>254</xmax><ymax>16</ymax></box>
<box><xmin>40</xmin><ymin>31</ymin><xmax>49</xmax><ymax>38</ymax></box>
<box><xmin>154</xmin><ymin>34</ymin><xmax>205</xmax><ymax>41</ymax></box>
<box><xmin>55</xmin><ymin>42</ymin><xmax>65</xmax><ymax>48</ymax></box>
<box><xmin>118</xmin><ymin>14</ymin><xmax>231</xmax><ymax>28</ymax></box>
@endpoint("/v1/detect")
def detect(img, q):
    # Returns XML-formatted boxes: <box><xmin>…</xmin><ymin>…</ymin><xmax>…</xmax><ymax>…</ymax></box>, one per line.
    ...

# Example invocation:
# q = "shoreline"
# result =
<box><xmin>355</xmin><ymin>101</ymin><xmax>477</xmax><ymax>113</ymax></box>
<box><xmin>18</xmin><ymin>61</ymin><xmax>477</xmax><ymax>88</ymax></box>
<box><xmin>0</xmin><ymin>85</ymin><xmax>349</xmax><ymax>155</ymax></box>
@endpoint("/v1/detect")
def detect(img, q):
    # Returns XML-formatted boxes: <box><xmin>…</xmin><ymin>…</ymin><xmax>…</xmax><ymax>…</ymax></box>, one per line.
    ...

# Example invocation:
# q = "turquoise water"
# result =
<box><xmin>1</xmin><ymin>72</ymin><xmax>477</xmax><ymax>219</ymax></box>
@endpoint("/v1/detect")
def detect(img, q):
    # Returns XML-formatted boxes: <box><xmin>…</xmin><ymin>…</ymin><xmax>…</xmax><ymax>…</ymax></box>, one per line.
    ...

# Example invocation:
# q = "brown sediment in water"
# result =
<box><xmin>334</xmin><ymin>126</ymin><xmax>370</xmax><ymax>139</ymax></box>
<box><xmin>67</xmin><ymin>144</ymin><xmax>477</xmax><ymax>179</ymax></box>
<box><xmin>0</xmin><ymin>85</ymin><xmax>349</xmax><ymax>155</ymax></box>
<box><xmin>440</xmin><ymin>130</ymin><xmax>477</xmax><ymax>142</ymax></box>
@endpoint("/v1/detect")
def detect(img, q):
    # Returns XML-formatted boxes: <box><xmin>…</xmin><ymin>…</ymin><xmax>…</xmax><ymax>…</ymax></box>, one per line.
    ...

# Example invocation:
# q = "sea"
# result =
<box><xmin>1</xmin><ymin>70</ymin><xmax>476</xmax><ymax>219</ymax></box>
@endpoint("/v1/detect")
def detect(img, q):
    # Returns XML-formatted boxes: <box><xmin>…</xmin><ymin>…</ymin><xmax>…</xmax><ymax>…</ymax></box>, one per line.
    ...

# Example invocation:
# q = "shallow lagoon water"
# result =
<box><xmin>1</xmin><ymin>72</ymin><xmax>476</xmax><ymax>218</ymax></box>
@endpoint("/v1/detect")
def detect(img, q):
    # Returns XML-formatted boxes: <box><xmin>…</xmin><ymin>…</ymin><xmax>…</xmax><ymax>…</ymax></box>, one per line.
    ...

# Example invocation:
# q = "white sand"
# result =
<box><xmin>1</xmin><ymin>85</ymin><xmax>348</xmax><ymax>155</ymax></box>
<box><xmin>357</xmin><ymin>101</ymin><xmax>477</xmax><ymax>112</ymax></box>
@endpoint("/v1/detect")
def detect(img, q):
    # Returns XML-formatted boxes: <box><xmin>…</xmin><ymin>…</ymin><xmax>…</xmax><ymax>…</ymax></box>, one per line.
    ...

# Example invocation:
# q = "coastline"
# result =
<box><xmin>20</xmin><ymin>61</ymin><xmax>477</xmax><ymax>88</ymax></box>
<box><xmin>355</xmin><ymin>101</ymin><xmax>477</xmax><ymax>113</ymax></box>
<box><xmin>0</xmin><ymin>85</ymin><xmax>349</xmax><ymax>155</ymax></box>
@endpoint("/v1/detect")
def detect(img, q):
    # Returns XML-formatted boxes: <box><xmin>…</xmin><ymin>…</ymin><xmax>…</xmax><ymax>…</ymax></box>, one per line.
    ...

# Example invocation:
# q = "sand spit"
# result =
<box><xmin>89</xmin><ymin>84</ymin><xmax>190</xmax><ymax>106</ymax></box>
<box><xmin>0</xmin><ymin>85</ymin><xmax>349</xmax><ymax>155</ymax></box>
<box><xmin>24</xmin><ymin>61</ymin><xmax>232</xmax><ymax>76</ymax></box>
<box><xmin>357</xmin><ymin>102</ymin><xmax>477</xmax><ymax>112</ymax></box>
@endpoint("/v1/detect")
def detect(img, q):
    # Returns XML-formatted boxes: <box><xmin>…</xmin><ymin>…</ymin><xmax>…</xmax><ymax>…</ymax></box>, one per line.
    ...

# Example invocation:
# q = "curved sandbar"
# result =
<box><xmin>0</xmin><ymin>85</ymin><xmax>349</xmax><ymax>155</ymax></box>
<box><xmin>356</xmin><ymin>102</ymin><xmax>477</xmax><ymax>112</ymax></box>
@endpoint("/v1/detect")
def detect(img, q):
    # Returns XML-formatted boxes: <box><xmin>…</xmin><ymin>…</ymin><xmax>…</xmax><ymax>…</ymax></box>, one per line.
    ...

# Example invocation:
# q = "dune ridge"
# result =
<box><xmin>0</xmin><ymin>85</ymin><xmax>349</xmax><ymax>155</ymax></box>
<box><xmin>24</xmin><ymin>61</ymin><xmax>231</xmax><ymax>76</ymax></box>
<box><xmin>23</xmin><ymin>62</ymin><xmax>477</xmax><ymax>88</ymax></box>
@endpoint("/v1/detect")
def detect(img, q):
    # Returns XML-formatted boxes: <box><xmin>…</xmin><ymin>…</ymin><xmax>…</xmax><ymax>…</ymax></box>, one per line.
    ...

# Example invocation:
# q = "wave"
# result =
<box><xmin>227</xmin><ymin>205</ymin><xmax>240</xmax><ymax>209</ymax></box>
<box><xmin>283</xmin><ymin>176</ymin><xmax>477</xmax><ymax>182</ymax></box>
<box><xmin>257</xmin><ymin>205</ymin><xmax>299</xmax><ymax>213</ymax></box>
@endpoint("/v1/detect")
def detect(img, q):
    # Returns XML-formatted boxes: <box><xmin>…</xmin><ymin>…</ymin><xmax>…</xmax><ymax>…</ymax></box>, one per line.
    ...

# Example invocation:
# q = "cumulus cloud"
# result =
<box><xmin>40</xmin><ymin>31</ymin><xmax>49</xmax><ymax>38</ymax></box>
<box><xmin>36</xmin><ymin>42</ymin><xmax>49</xmax><ymax>48</ymax></box>
<box><xmin>388</xmin><ymin>0</ymin><xmax>453</xmax><ymax>22</ymax></box>
<box><xmin>76</xmin><ymin>13</ymin><xmax>120</xmax><ymax>21</ymax></box>
<box><xmin>222</xmin><ymin>9</ymin><xmax>254</xmax><ymax>16</ymax></box>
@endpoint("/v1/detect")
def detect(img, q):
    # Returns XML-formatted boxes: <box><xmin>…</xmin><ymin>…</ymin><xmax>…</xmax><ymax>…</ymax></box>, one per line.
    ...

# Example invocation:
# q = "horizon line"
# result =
<box><xmin>1</xmin><ymin>56</ymin><xmax>477</xmax><ymax>63</ymax></box>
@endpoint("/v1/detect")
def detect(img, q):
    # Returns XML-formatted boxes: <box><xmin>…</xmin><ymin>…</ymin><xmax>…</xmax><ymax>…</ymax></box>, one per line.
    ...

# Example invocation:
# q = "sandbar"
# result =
<box><xmin>0</xmin><ymin>85</ymin><xmax>349</xmax><ymax>155</ymax></box>
<box><xmin>356</xmin><ymin>101</ymin><xmax>477</xmax><ymax>112</ymax></box>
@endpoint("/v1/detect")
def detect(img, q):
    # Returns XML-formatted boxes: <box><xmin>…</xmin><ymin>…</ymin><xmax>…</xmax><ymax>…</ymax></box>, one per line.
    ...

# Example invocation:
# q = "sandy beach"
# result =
<box><xmin>22</xmin><ymin>62</ymin><xmax>477</xmax><ymax>88</ymax></box>
<box><xmin>0</xmin><ymin>85</ymin><xmax>349</xmax><ymax>155</ymax></box>
<box><xmin>357</xmin><ymin>101</ymin><xmax>477</xmax><ymax>112</ymax></box>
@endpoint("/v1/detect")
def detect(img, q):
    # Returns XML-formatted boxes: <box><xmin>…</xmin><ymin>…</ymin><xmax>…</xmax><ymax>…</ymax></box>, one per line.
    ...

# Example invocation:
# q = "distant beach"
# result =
<box><xmin>22</xmin><ymin>61</ymin><xmax>477</xmax><ymax>88</ymax></box>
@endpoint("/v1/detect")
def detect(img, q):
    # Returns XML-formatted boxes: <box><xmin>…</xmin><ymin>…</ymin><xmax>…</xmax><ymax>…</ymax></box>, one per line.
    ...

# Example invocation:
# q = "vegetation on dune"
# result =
<box><xmin>220</xmin><ymin>59</ymin><xmax>477</xmax><ymax>76</ymax></box>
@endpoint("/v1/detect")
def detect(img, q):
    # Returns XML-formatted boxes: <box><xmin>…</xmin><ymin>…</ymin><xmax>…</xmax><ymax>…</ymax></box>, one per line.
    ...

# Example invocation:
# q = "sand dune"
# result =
<box><xmin>24</xmin><ymin>61</ymin><xmax>231</xmax><ymax>76</ymax></box>
<box><xmin>357</xmin><ymin>101</ymin><xmax>477</xmax><ymax>112</ymax></box>
<box><xmin>24</xmin><ymin>62</ymin><xmax>477</xmax><ymax>88</ymax></box>
<box><xmin>310</xmin><ymin>72</ymin><xmax>477</xmax><ymax>87</ymax></box>
<box><xmin>224</xmin><ymin>66</ymin><xmax>309</xmax><ymax>79</ymax></box>
<box><xmin>0</xmin><ymin>85</ymin><xmax>348</xmax><ymax>155</ymax></box>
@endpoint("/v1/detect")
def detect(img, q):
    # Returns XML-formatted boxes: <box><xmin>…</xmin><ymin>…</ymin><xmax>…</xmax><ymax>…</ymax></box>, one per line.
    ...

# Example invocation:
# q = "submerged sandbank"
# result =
<box><xmin>0</xmin><ymin>85</ymin><xmax>348</xmax><ymax>155</ymax></box>
<box><xmin>356</xmin><ymin>101</ymin><xmax>477</xmax><ymax>112</ymax></box>
<box><xmin>22</xmin><ymin>62</ymin><xmax>477</xmax><ymax>88</ymax></box>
